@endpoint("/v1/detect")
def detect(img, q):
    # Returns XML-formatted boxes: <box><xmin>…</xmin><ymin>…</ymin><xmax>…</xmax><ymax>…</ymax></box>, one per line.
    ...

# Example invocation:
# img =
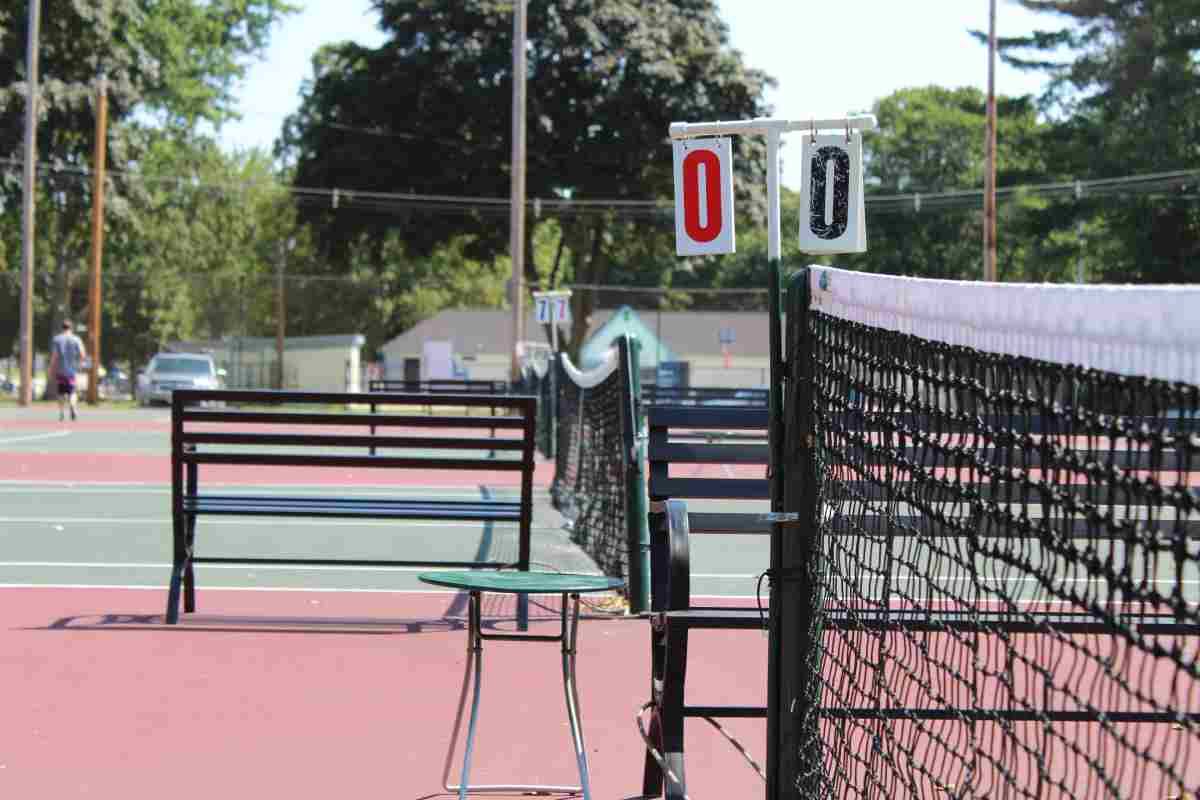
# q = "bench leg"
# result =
<box><xmin>659</xmin><ymin>623</ymin><xmax>689</xmax><ymax>800</ymax></box>
<box><xmin>165</xmin><ymin>497</ymin><xmax>186</xmax><ymax>624</ymax></box>
<box><xmin>642</xmin><ymin>621</ymin><xmax>668</xmax><ymax>797</ymax></box>
<box><xmin>183</xmin><ymin>512</ymin><xmax>197</xmax><ymax>614</ymax></box>
<box><xmin>165</xmin><ymin>564</ymin><xmax>184</xmax><ymax>625</ymax></box>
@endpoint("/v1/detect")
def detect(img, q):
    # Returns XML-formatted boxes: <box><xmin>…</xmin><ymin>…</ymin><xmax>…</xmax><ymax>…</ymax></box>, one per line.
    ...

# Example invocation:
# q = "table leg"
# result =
<box><xmin>441</xmin><ymin>591</ymin><xmax>484</xmax><ymax>800</ymax></box>
<box><xmin>561</xmin><ymin>592</ymin><xmax>593</xmax><ymax>800</ymax></box>
<box><xmin>442</xmin><ymin>591</ymin><xmax>585</xmax><ymax>797</ymax></box>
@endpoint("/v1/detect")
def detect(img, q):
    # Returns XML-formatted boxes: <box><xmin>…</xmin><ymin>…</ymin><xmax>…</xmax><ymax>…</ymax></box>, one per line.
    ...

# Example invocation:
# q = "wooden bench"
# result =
<box><xmin>165</xmin><ymin>389</ymin><xmax>537</xmax><ymax>624</ymax></box>
<box><xmin>640</xmin><ymin>404</ymin><xmax>773</xmax><ymax>799</ymax></box>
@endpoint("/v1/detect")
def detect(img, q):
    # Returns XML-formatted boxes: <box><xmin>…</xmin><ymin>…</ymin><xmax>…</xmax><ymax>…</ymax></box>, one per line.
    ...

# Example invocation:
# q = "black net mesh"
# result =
<box><xmin>786</xmin><ymin>304</ymin><xmax>1200</xmax><ymax>799</ymax></box>
<box><xmin>551</xmin><ymin>351</ymin><xmax>631</xmax><ymax>582</ymax></box>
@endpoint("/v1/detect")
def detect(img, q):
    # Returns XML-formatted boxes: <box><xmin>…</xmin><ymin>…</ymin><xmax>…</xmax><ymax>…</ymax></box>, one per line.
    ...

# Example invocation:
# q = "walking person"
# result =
<box><xmin>48</xmin><ymin>320</ymin><xmax>88</xmax><ymax>422</ymax></box>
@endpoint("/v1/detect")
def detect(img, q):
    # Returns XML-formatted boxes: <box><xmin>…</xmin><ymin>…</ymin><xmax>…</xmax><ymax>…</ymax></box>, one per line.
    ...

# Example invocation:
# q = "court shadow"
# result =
<box><xmin>34</xmin><ymin>595</ymin><xmax>586</xmax><ymax>636</ymax></box>
<box><xmin>37</xmin><ymin>611</ymin><xmax>465</xmax><ymax>635</ymax></box>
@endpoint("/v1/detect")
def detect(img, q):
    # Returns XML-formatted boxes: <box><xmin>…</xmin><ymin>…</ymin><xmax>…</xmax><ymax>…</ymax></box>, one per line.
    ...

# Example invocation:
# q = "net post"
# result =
<box><xmin>765</xmin><ymin>249</ymin><xmax>787</xmax><ymax>799</ymax></box>
<box><xmin>617</xmin><ymin>334</ymin><xmax>651</xmax><ymax>614</ymax></box>
<box><xmin>773</xmin><ymin>267</ymin><xmax>824</xmax><ymax>797</ymax></box>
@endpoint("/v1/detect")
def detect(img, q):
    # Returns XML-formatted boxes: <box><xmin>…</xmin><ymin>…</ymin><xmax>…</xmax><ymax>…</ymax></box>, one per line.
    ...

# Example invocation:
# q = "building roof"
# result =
<box><xmin>381</xmin><ymin>308</ymin><xmax>770</xmax><ymax>361</ymax></box>
<box><xmin>579</xmin><ymin>306</ymin><xmax>676</xmax><ymax>368</ymax></box>
<box><xmin>169</xmin><ymin>334</ymin><xmax>366</xmax><ymax>354</ymax></box>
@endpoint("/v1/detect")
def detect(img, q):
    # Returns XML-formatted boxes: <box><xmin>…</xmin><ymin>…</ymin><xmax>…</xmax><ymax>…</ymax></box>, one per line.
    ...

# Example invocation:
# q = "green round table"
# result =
<box><xmin>418</xmin><ymin>570</ymin><xmax>625</xmax><ymax>800</ymax></box>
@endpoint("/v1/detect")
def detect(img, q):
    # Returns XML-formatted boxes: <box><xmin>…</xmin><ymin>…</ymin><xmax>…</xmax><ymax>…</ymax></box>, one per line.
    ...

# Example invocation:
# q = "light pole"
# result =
<box><xmin>19</xmin><ymin>0</ymin><xmax>42</xmax><ymax>406</ymax></box>
<box><xmin>509</xmin><ymin>0</ymin><xmax>528</xmax><ymax>380</ymax></box>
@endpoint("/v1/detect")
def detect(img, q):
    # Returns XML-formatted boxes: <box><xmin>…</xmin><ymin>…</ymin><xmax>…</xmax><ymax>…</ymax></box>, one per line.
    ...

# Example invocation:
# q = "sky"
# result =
<box><xmin>218</xmin><ymin>0</ymin><xmax>1054</xmax><ymax>192</ymax></box>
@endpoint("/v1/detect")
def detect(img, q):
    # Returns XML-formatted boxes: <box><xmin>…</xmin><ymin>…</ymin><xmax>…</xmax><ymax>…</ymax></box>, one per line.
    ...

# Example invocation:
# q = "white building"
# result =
<box><xmin>168</xmin><ymin>333</ymin><xmax>367</xmax><ymax>392</ymax></box>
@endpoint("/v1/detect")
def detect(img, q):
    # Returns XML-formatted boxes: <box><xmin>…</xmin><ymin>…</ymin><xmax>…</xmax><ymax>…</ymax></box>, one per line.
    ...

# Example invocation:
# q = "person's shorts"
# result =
<box><xmin>56</xmin><ymin>374</ymin><xmax>76</xmax><ymax>395</ymax></box>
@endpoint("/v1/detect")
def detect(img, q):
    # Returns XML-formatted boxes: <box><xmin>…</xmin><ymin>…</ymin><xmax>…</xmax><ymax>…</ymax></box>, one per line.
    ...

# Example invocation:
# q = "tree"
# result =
<box><xmin>992</xmin><ymin>1</ymin><xmax>1200</xmax><ymax>282</ymax></box>
<box><xmin>0</xmin><ymin>0</ymin><xmax>295</xmax><ymax>375</ymax></box>
<box><xmin>832</xmin><ymin>86</ymin><xmax>1053</xmax><ymax>282</ymax></box>
<box><xmin>279</xmin><ymin>0</ymin><xmax>773</xmax><ymax>352</ymax></box>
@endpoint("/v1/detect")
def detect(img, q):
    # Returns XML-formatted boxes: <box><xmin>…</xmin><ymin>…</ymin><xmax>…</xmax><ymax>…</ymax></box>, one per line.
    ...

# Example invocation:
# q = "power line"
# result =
<box><xmin>0</xmin><ymin>157</ymin><xmax>1196</xmax><ymax>219</ymax></box>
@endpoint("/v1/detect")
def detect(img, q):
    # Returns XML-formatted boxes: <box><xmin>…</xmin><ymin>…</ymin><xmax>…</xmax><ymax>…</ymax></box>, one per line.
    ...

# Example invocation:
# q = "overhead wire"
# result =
<box><xmin>0</xmin><ymin>157</ymin><xmax>1196</xmax><ymax>221</ymax></box>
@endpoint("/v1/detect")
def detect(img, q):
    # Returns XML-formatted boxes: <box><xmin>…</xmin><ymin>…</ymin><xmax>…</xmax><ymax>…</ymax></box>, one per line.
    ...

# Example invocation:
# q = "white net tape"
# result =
<box><xmin>809</xmin><ymin>265</ymin><xmax>1200</xmax><ymax>386</ymax></box>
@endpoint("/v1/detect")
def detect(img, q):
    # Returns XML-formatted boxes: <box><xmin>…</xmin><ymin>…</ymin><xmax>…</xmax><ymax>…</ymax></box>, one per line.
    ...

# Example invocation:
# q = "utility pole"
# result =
<box><xmin>509</xmin><ymin>0</ymin><xmax>527</xmax><ymax>380</ymax></box>
<box><xmin>983</xmin><ymin>0</ymin><xmax>998</xmax><ymax>281</ymax></box>
<box><xmin>87</xmin><ymin>73</ymin><xmax>109</xmax><ymax>405</ymax></box>
<box><xmin>19</xmin><ymin>0</ymin><xmax>42</xmax><ymax>406</ymax></box>
<box><xmin>276</xmin><ymin>241</ymin><xmax>286</xmax><ymax>389</ymax></box>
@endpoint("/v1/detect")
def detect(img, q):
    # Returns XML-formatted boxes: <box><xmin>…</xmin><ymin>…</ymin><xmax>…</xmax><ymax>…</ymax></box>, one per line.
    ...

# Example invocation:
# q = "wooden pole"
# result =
<box><xmin>19</xmin><ymin>0</ymin><xmax>42</xmax><ymax>406</ymax></box>
<box><xmin>276</xmin><ymin>241</ymin><xmax>285</xmax><ymax>389</ymax></box>
<box><xmin>87</xmin><ymin>74</ymin><xmax>109</xmax><ymax>405</ymax></box>
<box><xmin>509</xmin><ymin>0</ymin><xmax>527</xmax><ymax>380</ymax></box>
<box><xmin>984</xmin><ymin>0</ymin><xmax>998</xmax><ymax>282</ymax></box>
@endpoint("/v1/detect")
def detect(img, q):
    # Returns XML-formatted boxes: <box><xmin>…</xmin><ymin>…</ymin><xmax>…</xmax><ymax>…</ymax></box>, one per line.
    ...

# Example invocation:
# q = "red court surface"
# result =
<box><xmin>0</xmin><ymin>586</ymin><xmax>767</xmax><ymax>800</ymax></box>
<box><xmin>0</xmin><ymin>451</ymin><xmax>557</xmax><ymax>487</ymax></box>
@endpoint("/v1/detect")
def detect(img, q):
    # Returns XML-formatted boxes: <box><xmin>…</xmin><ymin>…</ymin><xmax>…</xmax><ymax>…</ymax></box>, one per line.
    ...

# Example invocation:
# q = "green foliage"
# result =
<box><xmin>0</xmin><ymin>0</ymin><xmax>295</xmax><ymax>367</ymax></box>
<box><xmin>280</xmin><ymin>0</ymin><xmax>773</xmax><ymax>353</ymax></box>
<box><xmin>993</xmin><ymin>0</ymin><xmax>1200</xmax><ymax>282</ymax></box>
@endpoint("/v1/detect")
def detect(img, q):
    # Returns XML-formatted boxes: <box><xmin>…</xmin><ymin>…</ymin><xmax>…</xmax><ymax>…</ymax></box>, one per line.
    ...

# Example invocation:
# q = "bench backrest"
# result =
<box><xmin>646</xmin><ymin>405</ymin><xmax>771</xmax><ymax>535</ymax></box>
<box><xmin>172</xmin><ymin>389</ymin><xmax>536</xmax><ymax>479</ymax></box>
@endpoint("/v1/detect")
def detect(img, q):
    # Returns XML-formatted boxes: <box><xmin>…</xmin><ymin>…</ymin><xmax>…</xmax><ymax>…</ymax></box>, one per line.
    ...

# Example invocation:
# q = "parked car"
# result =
<box><xmin>98</xmin><ymin>367</ymin><xmax>131</xmax><ymax>399</ymax></box>
<box><xmin>136</xmin><ymin>353</ymin><xmax>225</xmax><ymax>406</ymax></box>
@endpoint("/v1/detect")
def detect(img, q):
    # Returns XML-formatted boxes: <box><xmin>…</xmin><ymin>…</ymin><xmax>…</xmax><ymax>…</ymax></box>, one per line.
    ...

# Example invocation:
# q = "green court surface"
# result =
<box><xmin>0</xmin><ymin>405</ymin><xmax>771</xmax><ymax>598</ymax></box>
<box><xmin>0</xmin><ymin>482</ymin><xmax>769</xmax><ymax>596</ymax></box>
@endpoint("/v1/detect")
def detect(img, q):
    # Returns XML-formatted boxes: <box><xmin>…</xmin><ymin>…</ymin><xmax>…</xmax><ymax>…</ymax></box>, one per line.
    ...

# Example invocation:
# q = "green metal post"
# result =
<box><xmin>766</xmin><ymin>255</ymin><xmax>786</xmax><ymax>799</ymax></box>
<box><xmin>776</xmin><ymin>267</ymin><xmax>823</xmax><ymax>795</ymax></box>
<box><xmin>617</xmin><ymin>335</ymin><xmax>651</xmax><ymax>614</ymax></box>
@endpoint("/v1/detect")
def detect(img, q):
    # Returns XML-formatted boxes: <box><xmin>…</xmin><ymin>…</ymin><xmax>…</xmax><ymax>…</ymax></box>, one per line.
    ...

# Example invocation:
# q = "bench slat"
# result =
<box><xmin>181</xmin><ymin>410</ymin><xmax>529</xmax><ymax>429</ymax></box>
<box><xmin>183</xmin><ymin>432</ymin><xmax>525</xmax><ymax>450</ymax></box>
<box><xmin>839</xmin><ymin>479</ymin><xmax>1196</xmax><ymax>507</ymax></box>
<box><xmin>649</xmin><ymin>476</ymin><xmax>770</xmax><ymax>501</ymax></box>
<box><xmin>194</xmin><ymin>556</ymin><xmax>516</xmax><ymax>568</ymax></box>
<box><xmin>187</xmin><ymin>496</ymin><xmax>519</xmax><ymax>513</ymax></box>
<box><xmin>836</xmin><ymin>513</ymin><xmax>1200</xmax><ymax>539</ymax></box>
<box><xmin>175</xmin><ymin>388</ymin><xmax>531</xmax><ymax>409</ymax></box>
<box><xmin>687</xmin><ymin>512</ymin><xmax>771</xmax><ymax>535</ymax></box>
<box><xmin>662</xmin><ymin>608</ymin><xmax>765</xmax><ymax>628</ymax></box>
<box><xmin>184</xmin><ymin>504</ymin><xmax>522</xmax><ymax>521</ymax></box>
<box><xmin>192</xmin><ymin>494</ymin><xmax>519</xmax><ymax>508</ymax></box>
<box><xmin>181</xmin><ymin>453</ymin><xmax>528</xmax><ymax>470</ymax></box>
<box><xmin>648</xmin><ymin>441</ymin><xmax>768</xmax><ymax>465</ymax></box>
<box><xmin>683</xmin><ymin>705</ymin><xmax>768</xmax><ymax>718</ymax></box>
<box><xmin>647</xmin><ymin>406</ymin><xmax>769</xmax><ymax>429</ymax></box>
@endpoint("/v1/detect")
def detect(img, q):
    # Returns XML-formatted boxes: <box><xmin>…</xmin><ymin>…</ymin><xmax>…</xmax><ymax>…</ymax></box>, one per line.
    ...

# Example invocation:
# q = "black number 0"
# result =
<box><xmin>808</xmin><ymin>145</ymin><xmax>850</xmax><ymax>240</ymax></box>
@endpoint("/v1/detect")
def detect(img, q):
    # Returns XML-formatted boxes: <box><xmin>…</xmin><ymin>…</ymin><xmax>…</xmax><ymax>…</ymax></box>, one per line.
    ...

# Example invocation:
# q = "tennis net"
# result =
<box><xmin>551</xmin><ymin>338</ymin><xmax>642</xmax><ymax>591</ymax></box>
<box><xmin>777</xmin><ymin>266</ymin><xmax>1200</xmax><ymax>799</ymax></box>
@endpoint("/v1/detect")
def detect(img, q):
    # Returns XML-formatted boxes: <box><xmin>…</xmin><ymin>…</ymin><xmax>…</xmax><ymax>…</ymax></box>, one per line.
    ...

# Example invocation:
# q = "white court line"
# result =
<box><xmin>0</xmin><ymin>481</ymin><xmax>540</xmax><ymax>496</ymax></box>
<box><xmin>692</xmin><ymin>572</ymin><xmax>1200</xmax><ymax>584</ymax></box>
<box><xmin>0</xmin><ymin>561</ymin><xmax>447</xmax><ymax>572</ymax></box>
<box><xmin>0</xmin><ymin>583</ymin><xmax>458</xmax><ymax>594</ymax></box>
<box><xmin>0</xmin><ymin>583</ymin><xmax>754</xmax><ymax>598</ymax></box>
<box><xmin>0</xmin><ymin>516</ymin><xmax>520</xmax><ymax>528</ymax></box>
<box><xmin>0</xmin><ymin>430</ymin><xmax>72</xmax><ymax>445</ymax></box>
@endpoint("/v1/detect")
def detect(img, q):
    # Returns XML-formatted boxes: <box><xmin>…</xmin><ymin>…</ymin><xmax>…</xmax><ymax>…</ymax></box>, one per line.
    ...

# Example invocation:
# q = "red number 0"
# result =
<box><xmin>682</xmin><ymin>149</ymin><xmax>723</xmax><ymax>243</ymax></box>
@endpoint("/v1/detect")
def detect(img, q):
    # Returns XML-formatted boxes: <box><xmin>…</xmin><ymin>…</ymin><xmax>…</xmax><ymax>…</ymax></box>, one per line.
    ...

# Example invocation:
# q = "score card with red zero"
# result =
<box><xmin>799</xmin><ymin>131</ymin><xmax>867</xmax><ymax>254</ymax></box>
<box><xmin>673</xmin><ymin>137</ymin><xmax>735</xmax><ymax>256</ymax></box>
